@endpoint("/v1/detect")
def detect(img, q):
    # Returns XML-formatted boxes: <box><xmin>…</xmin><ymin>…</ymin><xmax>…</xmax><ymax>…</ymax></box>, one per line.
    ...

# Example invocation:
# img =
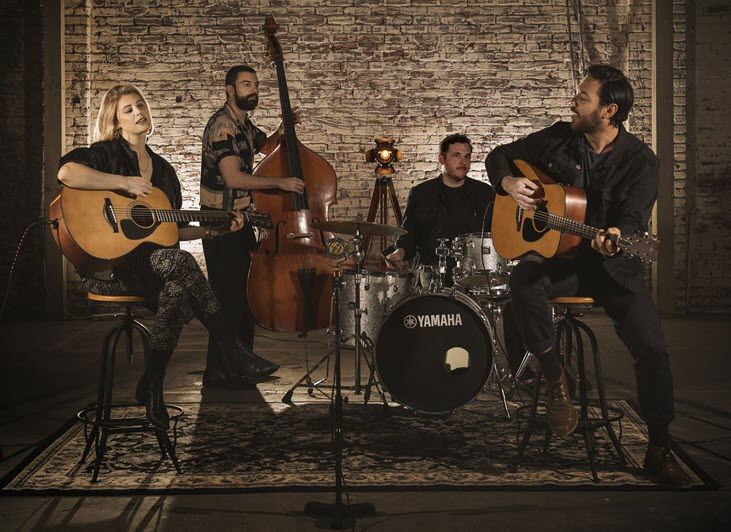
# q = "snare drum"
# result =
<box><xmin>452</xmin><ymin>232</ymin><xmax>510</xmax><ymax>288</ymax></box>
<box><xmin>375</xmin><ymin>291</ymin><xmax>493</xmax><ymax>413</ymax></box>
<box><xmin>338</xmin><ymin>269</ymin><xmax>413</xmax><ymax>347</ymax></box>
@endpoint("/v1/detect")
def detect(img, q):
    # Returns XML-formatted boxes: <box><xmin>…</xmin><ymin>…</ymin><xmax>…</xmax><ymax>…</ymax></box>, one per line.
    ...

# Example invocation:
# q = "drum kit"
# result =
<box><xmin>282</xmin><ymin>219</ymin><xmax>517</xmax><ymax>417</ymax></box>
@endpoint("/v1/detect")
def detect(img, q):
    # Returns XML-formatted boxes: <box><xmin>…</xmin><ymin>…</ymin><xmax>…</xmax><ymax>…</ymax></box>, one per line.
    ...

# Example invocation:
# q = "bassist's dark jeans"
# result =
<box><xmin>504</xmin><ymin>249</ymin><xmax>675</xmax><ymax>428</ymax></box>
<box><xmin>202</xmin><ymin>225</ymin><xmax>258</xmax><ymax>370</ymax></box>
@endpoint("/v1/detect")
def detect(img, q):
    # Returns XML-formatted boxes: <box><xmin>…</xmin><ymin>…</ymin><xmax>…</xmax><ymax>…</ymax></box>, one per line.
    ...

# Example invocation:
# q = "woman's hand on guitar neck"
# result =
<box><xmin>501</xmin><ymin>175</ymin><xmax>543</xmax><ymax>211</ymax></box>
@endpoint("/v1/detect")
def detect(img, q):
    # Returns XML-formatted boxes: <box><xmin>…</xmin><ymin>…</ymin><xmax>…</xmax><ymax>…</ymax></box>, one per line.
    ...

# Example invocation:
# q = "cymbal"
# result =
<box><xmin>312</xmin><ymin>220</ymin><xmax>407</xmax><ymax>237</ymax></box>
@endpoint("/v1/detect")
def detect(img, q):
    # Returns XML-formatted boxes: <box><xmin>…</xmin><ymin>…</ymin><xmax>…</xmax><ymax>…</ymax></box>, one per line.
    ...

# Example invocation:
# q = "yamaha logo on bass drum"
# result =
<box><xmin>403</xmin><ymin>313</ymin><xmax>464</xmax><ymax>329</ymax></box>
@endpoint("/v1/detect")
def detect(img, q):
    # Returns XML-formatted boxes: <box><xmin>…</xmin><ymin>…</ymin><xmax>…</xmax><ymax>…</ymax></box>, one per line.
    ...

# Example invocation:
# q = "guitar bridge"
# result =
<box><xmin>103</xmin><ymin>198</ymin><xmax>119</xmax><ymax>233</ymax></box>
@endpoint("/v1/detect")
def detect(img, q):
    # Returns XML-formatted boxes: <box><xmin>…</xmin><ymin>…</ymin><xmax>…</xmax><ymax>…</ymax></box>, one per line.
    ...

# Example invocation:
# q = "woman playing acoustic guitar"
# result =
<box><xmin>58</xmin><ymin>84</ymin><xmax>279</xmax><ymax>430</ymax></box>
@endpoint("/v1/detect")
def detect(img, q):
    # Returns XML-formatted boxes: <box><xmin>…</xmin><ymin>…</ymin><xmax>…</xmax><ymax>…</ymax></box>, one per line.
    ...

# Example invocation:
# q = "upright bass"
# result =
<box><xmin>247</xmin><ymin>17</ymin><xmax>337</xmax><ymax>332</ymax></box>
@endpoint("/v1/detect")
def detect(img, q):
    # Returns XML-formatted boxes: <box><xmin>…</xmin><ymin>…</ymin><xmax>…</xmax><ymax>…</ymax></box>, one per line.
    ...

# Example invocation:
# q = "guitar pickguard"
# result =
<box><xmin>521</xmin><ymin>205</ymin><xmax>549</xmax><ymax>243</ymax></box>
<box><xmin>120</xmin><ymin>220</ymin><xmax>158</xmax><ymax>240</ymax></box>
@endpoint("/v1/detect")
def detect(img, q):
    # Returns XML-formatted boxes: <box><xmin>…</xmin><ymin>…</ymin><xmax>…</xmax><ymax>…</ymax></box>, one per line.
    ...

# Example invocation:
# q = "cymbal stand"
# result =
<box><xmin>481</xmin><ymin>301</ymin><xmax>512</xmax><ymax>418</ymax></box>
<box><xmin>304</xmin><ymin>267</ymin><xmax>376</xmax><ymax>528</ymax></box>
<box><xmin>350</xmin><ymin>229</ymin><xmax>366</xmax><ymax>394</ymax></box>
<box><xmin>281</xmin><ymin>228</ymin><xmax>378</xmax><ymax>404</ymax></box>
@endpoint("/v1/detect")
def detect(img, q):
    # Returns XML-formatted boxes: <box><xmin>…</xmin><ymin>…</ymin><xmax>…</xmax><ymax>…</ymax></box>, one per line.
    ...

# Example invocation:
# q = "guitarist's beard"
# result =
<box><xmin>570</xmin><ymin>108</ymin><xmax>602</xmax><ymax>134</ymax></box>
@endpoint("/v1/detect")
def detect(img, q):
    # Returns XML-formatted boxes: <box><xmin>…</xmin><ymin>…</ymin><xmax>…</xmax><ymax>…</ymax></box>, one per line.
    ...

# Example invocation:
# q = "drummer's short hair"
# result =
<box><xmin>440</xmin><ymin>134</ymin><xmax>472</xmax><ymax>155</ymax></box>
<box><xmin>225</xmin><ymin>65</ymin><xmax>257</xmax><ymax>87</ymax></box>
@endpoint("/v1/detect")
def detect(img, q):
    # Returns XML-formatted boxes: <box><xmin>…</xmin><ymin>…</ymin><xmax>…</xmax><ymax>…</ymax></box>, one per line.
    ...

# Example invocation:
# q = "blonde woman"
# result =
<box><xmin>58</xmin><ymin>84</ymin><xmax>279</xmax><ymax>429</ymax></box>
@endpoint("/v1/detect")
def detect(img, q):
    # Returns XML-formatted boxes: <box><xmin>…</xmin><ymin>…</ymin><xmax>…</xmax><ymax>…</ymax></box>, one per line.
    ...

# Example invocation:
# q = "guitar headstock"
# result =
<box><xmin>263</xmin><ymin>16</ymin><xmax>282</xmax><ymax>63</ymax></box>
<box><xmin>620</xmin><ymin>233</ymin><xmax>659</xmax><ymax>263</ymax></box>
<box><xmin>245</xmin><ymin>210</ymin><xmax>274</xmax><ymax>230</ymax></box>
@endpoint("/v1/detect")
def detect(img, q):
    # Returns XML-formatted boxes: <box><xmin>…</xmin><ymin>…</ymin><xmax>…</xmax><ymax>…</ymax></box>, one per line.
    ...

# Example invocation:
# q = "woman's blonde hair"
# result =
<box><xmin>94</xmin><ymin>84</ymin><xmax>155</xmax><ymax>142</ymax></box>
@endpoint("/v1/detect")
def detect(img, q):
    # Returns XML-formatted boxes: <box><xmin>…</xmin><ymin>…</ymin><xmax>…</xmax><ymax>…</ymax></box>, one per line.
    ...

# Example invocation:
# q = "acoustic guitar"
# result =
<box><xmin>49</xmin><ymin>186</ymin><xmax>273</xmax><ymax>273</ymax></box>
<box><xmin>491</xmin><ymin>159</ymin><xmax>658</xmax><ymax>263</ymax></box>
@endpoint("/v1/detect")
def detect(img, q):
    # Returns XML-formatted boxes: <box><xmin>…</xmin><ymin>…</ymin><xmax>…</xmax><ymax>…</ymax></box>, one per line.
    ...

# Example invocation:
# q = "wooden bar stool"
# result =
<box><xmin>515</xmin><ymin>296</ymin><xmax>626</xmax><ymax>482</ymax></box>
<box><xmin>78</xmin><ymin>292</ymin><xmax>183</xmax><ymax>482</ymax></box>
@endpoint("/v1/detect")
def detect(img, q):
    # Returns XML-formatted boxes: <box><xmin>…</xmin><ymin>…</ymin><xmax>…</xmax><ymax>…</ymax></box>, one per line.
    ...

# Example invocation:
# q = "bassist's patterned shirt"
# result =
<box><xmin>199</xmin><ymin>103</ymin><xmax>267</xmax><ymax>211</ymax></box>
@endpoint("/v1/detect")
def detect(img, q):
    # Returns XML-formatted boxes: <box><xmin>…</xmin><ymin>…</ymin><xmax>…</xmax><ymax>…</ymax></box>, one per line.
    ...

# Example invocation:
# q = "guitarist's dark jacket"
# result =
<box><xmin>485</xmin><ymin>121</ymin><xmax>658</xmax><ymax>293</ymax></box>
<box><xmin>394</xmin><ymin>175</ymin><xmax>494</xmax><ymax>265</ymax></box>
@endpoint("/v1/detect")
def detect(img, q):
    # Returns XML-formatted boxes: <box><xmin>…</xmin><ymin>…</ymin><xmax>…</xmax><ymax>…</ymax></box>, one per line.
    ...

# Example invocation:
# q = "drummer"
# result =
<box><xmin>384</xmin><ymin>133</ymin><xmax>494</xmax><ymax>284</ymax></box>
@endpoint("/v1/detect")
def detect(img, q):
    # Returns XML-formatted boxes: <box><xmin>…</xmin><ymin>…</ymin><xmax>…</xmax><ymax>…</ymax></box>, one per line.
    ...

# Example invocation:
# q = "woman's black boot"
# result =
<box><xmin>135</xmin><ymin>348</ymin><xmax>173</xmax><ymax>430</ymax></box>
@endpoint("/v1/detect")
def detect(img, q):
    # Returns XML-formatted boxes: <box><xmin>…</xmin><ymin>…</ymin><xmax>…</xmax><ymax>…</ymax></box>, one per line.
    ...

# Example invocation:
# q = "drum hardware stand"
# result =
<box><xmin>304</xmin><ymin>268</ymin><xmax>376</xmax><ymax>528</ymax></box>
<box><xmin>481</xmin><ymin>302</ymin><xmax>512</xmax><ymax>418</ymax></box>
<box><xmin>358</xmin><ymin>333</ymin><xmax>390</xmax><ymax>410</ymax></box>
<box><xmin>281</xmin><ymin>228</ymin><xmax>372</xmax><ymax>403</ymax></box>
<box><xmin>435</xmin><ymin>238</ymin><xmax>451</xmax><ymax>290</ymax></box>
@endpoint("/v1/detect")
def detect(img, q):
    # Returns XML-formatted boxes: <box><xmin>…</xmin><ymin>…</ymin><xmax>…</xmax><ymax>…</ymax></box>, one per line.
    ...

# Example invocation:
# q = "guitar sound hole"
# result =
<box><xmin>532</xmin><ymin>206</ymin><xmax>549</xmax><ymax>232</ymax></box>
<box><xmin>130</xmin><ymin>204</ymin><xmax>154</xmax><ymax>228</ymax></box>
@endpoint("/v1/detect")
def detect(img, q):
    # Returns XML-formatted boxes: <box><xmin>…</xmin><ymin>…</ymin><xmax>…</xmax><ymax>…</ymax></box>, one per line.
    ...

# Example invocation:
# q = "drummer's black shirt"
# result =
<box><xmin>394</xmin><ymin>174</ymin><xmax>494</xmax><ymax>266</ymax></box>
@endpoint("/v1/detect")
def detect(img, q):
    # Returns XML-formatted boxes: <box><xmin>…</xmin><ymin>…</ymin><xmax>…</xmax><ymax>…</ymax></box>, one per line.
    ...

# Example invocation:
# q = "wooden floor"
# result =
<box><xmin>1</xmin><ymin>309</ymin><xmax>730</xmax><ymax>530</ymax></box>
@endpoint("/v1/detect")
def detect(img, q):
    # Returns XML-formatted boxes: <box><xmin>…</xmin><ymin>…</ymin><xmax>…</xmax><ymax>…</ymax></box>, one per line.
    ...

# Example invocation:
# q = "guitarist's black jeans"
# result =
<box><xmin>202</xmin><ymin>225</ymin><xmax>258</xmax><ymax>371</ymax></box>
<box><xmin>504</xmin><ymin>250</ymin><xmax>674</xmax><ymax>430</ymax></box>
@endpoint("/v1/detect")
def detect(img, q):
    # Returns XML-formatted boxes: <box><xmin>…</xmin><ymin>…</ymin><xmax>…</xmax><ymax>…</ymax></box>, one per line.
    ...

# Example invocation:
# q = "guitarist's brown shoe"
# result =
<box><xmin>545</xmin><ymin>370</ymin><xmax>578</xmax><ymax>436</ymax></box>
<box><xmin>644</xmin><ymin>444</ymin><xmax>693</xmax><ymax>488</ymax></box>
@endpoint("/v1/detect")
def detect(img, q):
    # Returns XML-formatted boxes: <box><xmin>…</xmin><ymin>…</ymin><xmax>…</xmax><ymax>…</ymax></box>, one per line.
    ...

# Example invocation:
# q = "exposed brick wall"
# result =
<box><xmin>0</xmin><ymin>1</ymin><xmax>46</xmax><ymax>320</ymax></box>
<box><xmin>58</xmin><ymin>0</ymin><xmax>727</xmax><ymax>314</ymax></box>
<box><xmin>687</xmin><ymin>0</ymin><xmax>731</xmax><ymax>311</ymax></box>
<box><xmin>673</xmin><ymin>0</ymin><xmax>688</xmax><ymax>311</ymax></box>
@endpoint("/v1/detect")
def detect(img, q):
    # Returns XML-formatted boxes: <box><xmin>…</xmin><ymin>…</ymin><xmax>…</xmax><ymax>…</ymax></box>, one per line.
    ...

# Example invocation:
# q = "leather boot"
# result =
<box><xmin>135</xmin><ymin>371</ymin><xmax>169</xmax><ymax>430</ymax></box>
<box><xmin>218</xmin><ymin>337</ymin><xmax>279</xmax><ymax>380</ymax></box>
<box><xmin>545</xmin><ymin>369</ymin><xmax>578</xmax><ymax>436</ymax></box>
<box><xmin>201</xmin><ymin>365</ymin><xmax>253</xmax><ymax>389</ymax></box>
<box><xmin>644</xmin><ymin>443</ymin><xmax>693</xmax><ymax>488</ymax></box>
<box><xmin>200</xmin><ymin>311</ymin><xmax>279</xmax><ymax>380</ymax></box>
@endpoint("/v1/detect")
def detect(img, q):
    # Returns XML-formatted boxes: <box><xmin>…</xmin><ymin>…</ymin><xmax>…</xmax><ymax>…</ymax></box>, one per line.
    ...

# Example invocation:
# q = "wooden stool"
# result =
<box><xmin>77</xmin><ymin>292</ymin><xmax>182</xmax><ymax>482</ymax></box>
<box><xmin>515</xmin><ymin>297</ymin><xmax>626</xmax><ymax>482</ymax></box>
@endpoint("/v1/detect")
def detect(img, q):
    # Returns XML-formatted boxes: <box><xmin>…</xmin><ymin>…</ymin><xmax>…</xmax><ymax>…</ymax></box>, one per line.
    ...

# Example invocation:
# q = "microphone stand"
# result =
<box><xmin>304</xmin><ymin>240</ymin><xmax>376</xmax><ymax>528</ymax></box>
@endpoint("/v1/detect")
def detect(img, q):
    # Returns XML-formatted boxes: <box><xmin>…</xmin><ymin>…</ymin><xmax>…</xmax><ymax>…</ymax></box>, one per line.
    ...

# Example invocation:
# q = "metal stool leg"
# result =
<box><xmin>571</xmin><ymin>317</ymin><xmax>599</xmax><ymax>481</ymax></box>
<box><xmin>157</xmin><ymin>430</ymin><xmax>182</xmax><ymax>473</ymax></box>
<box><xmin>574</xmin><ymin>318</ymin><xmax>626</xmax><ymax>465</ymax></box>
<box><xmin>80</xmin><ymin>323</ymin><xmax>120</xmax><ymax>465</ymax></box>
<box><xmin>92</xmin><ymin>324</ymin><xmax>123</xmax><ymax>482</ymax></box>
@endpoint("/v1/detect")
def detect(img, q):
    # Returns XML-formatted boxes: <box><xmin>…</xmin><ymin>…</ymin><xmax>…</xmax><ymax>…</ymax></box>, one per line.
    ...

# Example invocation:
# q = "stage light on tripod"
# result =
<box><xmin>377</xmin><ymin>147</ymin><xmax>395</xmax><ymax>164</ymax></box>
<box><xmin>365</xmin><ymin>136</ymin><xmax>402</xmax><ymax>176</ymax></box>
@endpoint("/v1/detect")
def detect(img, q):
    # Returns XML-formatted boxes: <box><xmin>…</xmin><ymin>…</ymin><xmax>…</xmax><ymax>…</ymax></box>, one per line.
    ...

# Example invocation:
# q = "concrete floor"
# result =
<box><xmin>1</xmin><ymin>309</ymin><xmax>730</xmax><ymax>531</ymax></box>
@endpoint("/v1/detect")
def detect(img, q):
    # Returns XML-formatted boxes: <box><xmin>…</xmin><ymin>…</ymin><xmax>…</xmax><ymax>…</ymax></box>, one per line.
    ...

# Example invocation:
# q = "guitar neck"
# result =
<box><xmin>150</xmin><ymin>209</ymin><xmax>231</xmax><ymax>224</ymax></box>
<box><xmin>539</xmin><ymin>210</ymin><xmax>620</xmax><ymax>246</ymax></box>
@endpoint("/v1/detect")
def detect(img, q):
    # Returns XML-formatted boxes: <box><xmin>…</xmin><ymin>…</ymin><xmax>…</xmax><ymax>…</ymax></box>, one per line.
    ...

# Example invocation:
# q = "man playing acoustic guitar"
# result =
<box><xmin>485</xmin><ymin>65</ymin><xmax>690</xmax><ymax>487</ymax></box>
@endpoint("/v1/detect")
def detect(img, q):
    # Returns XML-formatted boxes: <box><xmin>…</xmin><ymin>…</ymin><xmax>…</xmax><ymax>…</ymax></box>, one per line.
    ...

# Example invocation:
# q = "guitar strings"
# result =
<box><xmin>523</xmin><ymin>207</ymin><xmax>621</xmax><ymax>244</ymax></box>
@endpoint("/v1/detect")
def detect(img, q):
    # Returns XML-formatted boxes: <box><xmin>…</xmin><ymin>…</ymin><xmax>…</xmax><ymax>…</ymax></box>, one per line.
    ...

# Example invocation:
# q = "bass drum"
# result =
<box><xmin>375</xmin><ymin>291</ymin><xmax>493</xmax><ymax>414</ymax></box>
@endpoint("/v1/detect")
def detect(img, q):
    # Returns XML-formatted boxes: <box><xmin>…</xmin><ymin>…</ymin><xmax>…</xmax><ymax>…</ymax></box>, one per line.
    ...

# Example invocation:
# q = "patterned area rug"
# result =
<box><xmin>1</xmin><ymin>399</ymin><xmax>709</xmax><ymax>493</ymax></box>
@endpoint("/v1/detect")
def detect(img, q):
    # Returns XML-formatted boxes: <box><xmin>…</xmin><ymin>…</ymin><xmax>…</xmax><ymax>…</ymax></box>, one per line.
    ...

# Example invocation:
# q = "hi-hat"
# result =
<box><xmin>313</xmin><ymin>220</ymin><xmax>407</xmax><ymax>237</ymax></box>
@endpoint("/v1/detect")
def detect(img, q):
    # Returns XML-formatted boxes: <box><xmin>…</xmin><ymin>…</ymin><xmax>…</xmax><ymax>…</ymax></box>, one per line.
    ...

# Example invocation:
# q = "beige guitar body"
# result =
<box><xmin>491</xmin><ymin>159</ymin><xmax>585</xmax><ymax>260</ymax></box>
<box><xmin>49</xmin><ymin>187</ymin><xmax>179</xmax><ymax>272</ymax></box>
